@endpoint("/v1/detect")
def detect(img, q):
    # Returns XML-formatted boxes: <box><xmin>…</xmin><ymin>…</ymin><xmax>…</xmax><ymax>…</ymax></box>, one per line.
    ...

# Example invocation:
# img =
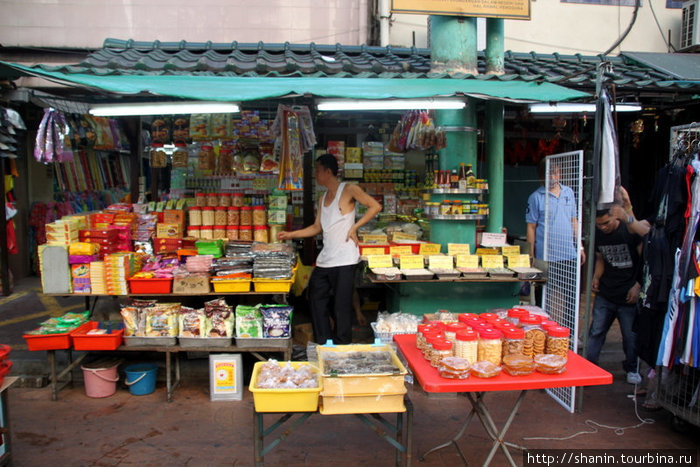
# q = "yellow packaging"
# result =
<box><xmin>345</xmin><ymin>147</ymin><xmax>362</xmax><ymax>163</ymax></box>
<box><xmin>156</xmin><ymin>223</ymin><xmax>182</xmax><ymax>238</ymax></box>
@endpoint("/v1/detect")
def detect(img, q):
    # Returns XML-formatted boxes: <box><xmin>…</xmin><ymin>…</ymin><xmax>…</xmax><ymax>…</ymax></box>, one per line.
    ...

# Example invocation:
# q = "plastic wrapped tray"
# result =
<box><xmin>371</xmin><ymin>267</ymin><xmax>401</xmax><ymax>281</ymax></box>
<box><xmin>400</xmin><ymin>269</ymin><xmax>434</xmax><ymax>281</ymax></box>
<box><xmin>370</xmin><ymin>322</ymin><xmax>414</xmax><ymax>344</ymax></box>
<box><xmin>178</xmin><ymin>337</ymin><xmax>232</xmax><ymax>348</ymax></box>
<box><xmin>123</xmin><ymin>336</ymin><xmax>176</xmax><ymax>347</ymax></box>
<box><xmin>429</xmin><ymin>268</ymin><xmax>461</xmax><ymax>280</ymax></box>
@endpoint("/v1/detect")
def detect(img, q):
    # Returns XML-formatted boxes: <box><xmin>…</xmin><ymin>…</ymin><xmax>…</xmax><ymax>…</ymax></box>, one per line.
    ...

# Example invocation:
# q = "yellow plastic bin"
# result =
<box><xmin>249</xmin><ymin>361</ymin><xmax>322</xmax><ymax>412</ymax></box>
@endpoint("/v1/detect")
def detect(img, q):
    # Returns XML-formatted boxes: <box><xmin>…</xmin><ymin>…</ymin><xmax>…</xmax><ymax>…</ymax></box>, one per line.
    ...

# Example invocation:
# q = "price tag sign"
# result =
<box><xmin>363</xmin><ymin>247</ymin><xmax>387</xmax><ymax>256</ymax></box>
<box><xmin>419</xmin><ymin>243</ymin><xmax>441</xmax><ymax>255</ymax></box>
<box><xmin>476</xmin><ymin>248</ymin><xmax>499</xmax><ymax>256</ymax></box>
<box><xmin>368</xmin><ymin>255</ymin><xmax>393</xmax><ymax>269</ymax></box>
<box><xmin>400</xmin><ymin>255</ymin><xmax>425</xmax><ymax>269</ymax></box>
<box><xmin>390</xmin><ymin>245</ymin><xmax>414</xmax><ymax>256</ymax></box>
<box><xmin>481</xmin><ymin>255</ymin><xmax>504</xmax><ymax>269</ymax></box>
<box><xmin>392</xmin><ymin>232</ymin><xmax>418</xmax><ymax>241</ymax></box>
<box><xmin>361</xmin><ymin>234</ymin><xmax>388</xmax><ymax>244</ymax></box>
<box><xmin>480</xmin><ymin>232</ymin><xmax>508</xmax><ymax>247</ymax></box>
<box><xmin>456</xmin><ymin>255</ymin><xmax>480</xmax><ymax>268</ymax></box>
<box><xmin>507</xmin><ymin>254</ymin><xmax>531</xmax><ymax>268</ymax></box>
<box><xmin>429</xmin><ymin>255</ymin><xmax>454</xmax><ymax>269</ymax></box>
<box><xmin>501</xmin><ymin>245</ymin><xmax>520</xmax><ymax>256</ymax></box>
<box><xmin>448</xmin><ymin>243</ymin><xmax>471</xmax><ymax>255</ymax></box>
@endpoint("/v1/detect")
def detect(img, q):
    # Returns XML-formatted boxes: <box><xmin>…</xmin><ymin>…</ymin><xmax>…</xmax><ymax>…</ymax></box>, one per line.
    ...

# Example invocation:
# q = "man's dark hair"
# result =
<box><xmin>316</xmin><ymin>153</ymin><xmax>339</xmax><ymax>176</ymax></box>
<box><xmin>596</xmin><ymin>209</ymin><xmax>610</xmax><ymax>218</ymax></box>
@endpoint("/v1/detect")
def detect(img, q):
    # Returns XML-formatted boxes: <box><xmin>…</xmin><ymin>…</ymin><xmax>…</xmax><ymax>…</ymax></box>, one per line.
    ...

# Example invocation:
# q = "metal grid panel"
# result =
<box><xmin>543</xmin><ymin>151</ymin><xmax>584</xmax><ymax>413</ymax></box>
<box><xmin>656</xmin><ymin>365</ymin><xmax>700</xmax><ymax>427</ymax></box>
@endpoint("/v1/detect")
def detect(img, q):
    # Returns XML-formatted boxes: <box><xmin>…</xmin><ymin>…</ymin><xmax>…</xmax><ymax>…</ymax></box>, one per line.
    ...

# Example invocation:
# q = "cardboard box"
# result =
<box><xmin>156</xmin><ymin>223</ymin><xmax>183</xmax><ymax>238</ymax></box>
<box><xmin>345</xmin><ymin>147</ymin><xmax>362</xmax><ymax>163</ymax></box>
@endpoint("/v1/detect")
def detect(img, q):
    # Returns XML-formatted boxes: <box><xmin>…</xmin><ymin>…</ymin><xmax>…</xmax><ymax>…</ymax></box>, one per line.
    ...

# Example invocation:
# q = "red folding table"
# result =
<box><xmin>394</xmin><ymin>334</ymin><xmax>612</xmax><ymax>466</ymax></box>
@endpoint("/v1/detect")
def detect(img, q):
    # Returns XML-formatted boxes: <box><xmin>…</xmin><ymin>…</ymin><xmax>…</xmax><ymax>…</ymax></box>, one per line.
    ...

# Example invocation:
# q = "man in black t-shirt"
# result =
<box><xmin>586</xmin><ymin>208</ymin><xmax>643</xmax><ymax>385</ymax></box>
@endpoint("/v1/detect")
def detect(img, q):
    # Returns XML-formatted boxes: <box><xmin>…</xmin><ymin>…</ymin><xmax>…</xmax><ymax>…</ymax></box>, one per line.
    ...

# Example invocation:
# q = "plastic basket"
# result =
<box><xmin>70</xmin><ymin>321</ymin><xmax>124</xmax><ymax>351</ymax></box>
<box><xmin>23</xmin><ymin>321</ymin><xmax>92</xmax><ymax>351</ymax></box>
<box><xmin>128</xmin><ymin>277</ymin><xmax>172</xmax><ymax>294</ymax></box>
<box><xmin>212</xmin><ymin>279</ymin><xmax>251</xmax><ymax>293</ymax></box>
<box><xmin>249</xmin><ymin>361</ymin><xmax>322</xmax><ymax>412</ymax></box>
<box><xmin>319</xmin><ymin>388</ymin><xmax>407</xmax><ymax>415</ymax></box>
<box><xmin>370</xmin><ymin>322</ymin><xmax>415</xmax><ymax>344</ymax></box>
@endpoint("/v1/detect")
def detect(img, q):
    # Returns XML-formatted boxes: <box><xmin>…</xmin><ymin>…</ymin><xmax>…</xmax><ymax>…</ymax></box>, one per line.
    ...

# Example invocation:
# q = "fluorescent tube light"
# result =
<box><xmin>89</xmin><ymin>101</ymin><xmax>240</xmax><ymax>116</ymax></box>
<box><xmin>529</xmin><ymin>103</ymin><xmax>642</xmax><ymax>113</ymax></box>
<box><xmin>316</xmin><ymin>98</ymin><xmax>466</xmax><ymax>111</ymax></box>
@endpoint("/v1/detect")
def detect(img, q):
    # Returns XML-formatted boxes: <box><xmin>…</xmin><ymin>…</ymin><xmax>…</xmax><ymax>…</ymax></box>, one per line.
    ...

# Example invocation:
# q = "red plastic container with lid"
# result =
<box><xmin>546</xmin><ymin>325</ymin><xmax>571</xmax><ymax>359</ymax></box>
<box><xmin>506</xmin><ymin>308</ymin><xmax>529</xmax><ymax>325</ymax></box>
<box><xmin>430</xmin><ymin>339</ymin><xmax>453</xmax><ymax>367</ymax></box>
<box><xmin>477</xmin><ymin>328</ymin><xmax>503</xmax><ymax>366</ymax></box>
<box><xmin>540</xmin><ymin>320</ymin><xmax>559</xmax><ymax>332</ymax></box>
<box><xmin>502</xmin><ymin>326</ymin><xmax>526</xmax><ymax>357</ymax></box>
<box><xmin>454</xmin><ymin>329</ymin><xmax>478</xmax><ymax>363</ymax></box>
<box><xmin>458</xmin><ymin>313</ymin><xmax>478</xmax><ymax>324</ymax></box>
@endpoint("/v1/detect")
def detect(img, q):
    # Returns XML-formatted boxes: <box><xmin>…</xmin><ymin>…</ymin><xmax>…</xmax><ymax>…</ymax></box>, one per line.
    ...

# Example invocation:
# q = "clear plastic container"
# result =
<box><xmin>207</xmin><ymin>193</ymin><xmax>219</xmax><ymax>207</ymax></box>
<box><xmin>477</xmin><ymin>328</ymin><xmax>503</xmax><ymax>366</ymax></box>
<box><xmin>458</xmin><ymin>313</ymin><xmax>478</xmax><ymax>325</ymax></box>
<box><xmin>227</xmin><ymin>207</ymin><xmax>240</xmax><ymax>226</ymax></box>
<box><xmin>424</xmin><ymin>333</ymin><xmax>445</xmax><ymax>361</ymax></box>
<box><xmin>195</xmin><ymin>192</ymin><xmax>207</xmax><ymax>207</ymax></box>
<box><xmin>439</xmin><ymin>356</ymin><xmax>470</xmax><ymax>379</ymax></box>
<box><xmin>232</xmin><ymin>193</ymin><xmax>244</xmax><ymax>207</ymax></box>
<box><xmin>502</xmin><ymin>354</ymin><xmax>535</xmax><ymax>376</ymax></box>
<box><xmin>546</xmin><ymin>326</ymin><xmax>570</xmax><ymax>360</ymax></box>
<box><xmin>454</xmin><ymin>329</ymin><xmax>478</xmax><ymax>363</ymax></box>
<box><xmin>501</xmin><ymin>327</ymin><xmax>525</xmax><ymax>358</ymax></box>
<box><xmin>226</xmin><ymin>225</ymin><xmax>239</xmax><ymax>240</ymax></box>
<box><xmin>479</xmin><ymin>313</ymin><xmax>498</xmax><ymax>323</ymax></box>
<box><xmin>416</xmin><ymin>324</ymin><xmax>432</xmax><ymax>351</ymax></box>
<box><xmin>471</xmin><ymin>361</ymin><xmax>501</xmax><ymax>378</ymax></box>
<box><xmin>240</xmin><ymin>206</ymin><xmax>253</xmax><ymax>226</ymax></box>
<box><xmin>187</xmin><ymin>225</ymin><xmax>201</xmax><ymax>239</ymax></box>
<box><xmin>219</xmin><ymin>192</ymin><xmax>231</xmax><ymax>207</ymax></box>
<box><xmin>253</xmin><ymin>206</ymin><xmax>267</xmax><ymax>226</ymax></box>
<box><xmin>521</xmin><ymin>315</ymin><xmax>546</xmax><ymax>358</ymax></box>
<box><xmin>430</xmin><ymin>340</ymin><xmax>453</xmax><ymax>368</ymax></box>
<box><xmin>254</xmin><ymin>225</ymin><xmax>268</xmax><ymax>243</ymax></box>
<box><xmin>188</xmin><ymin>207</ymin><xmax>202</xmax><ymax>226</ymax></box>
<box><xmin>239</xmin><ymin>225</ymin><xmax>253</xmax><ymax>241</ymax></box>
<box><xmin>200</xmin><ymin>226</ymin><xmax>213</xmax><ymax>239</ymax></box>
<box><xmin>506</xmin><ymin>308</ymin><xmax>528</xmax><ymax>326</ymax></box>
<box><xmin>201</xmin><ymin>207</ymin><xmax>215</xmax><ymax>226</ymax></box>
<box><xmin>444</xmin><ymin>322</ymin><xmax>468</xmax><ymax>343</ymax></box>
<box><xmin>534</xmin><ymin>354</ymin><xmax>567</xmax><ymax>374</ymax></box>
<box><xmin>213</xmin><ymin>225</ymin><xmax>227</xmax><ymax>239</ymax></box>
<box><xmin>214</xmin><ymin>207</ymin><xmax>228</xmax><ymax>225</ymax></box>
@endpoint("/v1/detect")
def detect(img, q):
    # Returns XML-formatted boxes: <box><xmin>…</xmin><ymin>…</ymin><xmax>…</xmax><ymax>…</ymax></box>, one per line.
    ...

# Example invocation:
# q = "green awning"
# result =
<box><xmin>2</xmin><ymin>61</ymin><xmax>589</xmax><ymax>103</ymax></box>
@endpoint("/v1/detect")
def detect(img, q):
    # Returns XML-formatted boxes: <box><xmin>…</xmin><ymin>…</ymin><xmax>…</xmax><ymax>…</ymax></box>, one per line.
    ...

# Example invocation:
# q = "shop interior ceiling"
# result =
<box><xmin>1</xmin><ymin>39</ymin><xmax>699</xmax><ymax>116</ymax></box>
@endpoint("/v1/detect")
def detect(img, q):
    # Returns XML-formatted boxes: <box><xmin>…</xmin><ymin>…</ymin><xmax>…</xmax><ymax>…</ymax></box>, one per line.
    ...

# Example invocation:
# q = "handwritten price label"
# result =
<box><xmin>368</xmin><ymin>255</ymin><xmax>393</xmax><ymax>269</ymax></box>
<box><xmin>400</xmin><ymin>255</ymin><xmax>425</xmax><ymax>269</ymax></box>
<box><xmin>507</xmin><ymin>254</ymin><xmax>531</xmax><ymax>268</ymax></box>
<box><xmin>363</xmin><ymin>247</ymin><xmax>387</xmax><ymax>256</ymax></box>
<box><xmin>390</xmin><ymin>246</ymin><xmax>414</xmax><ymax>256</ymax></box>
<box><xmin>448</xmin><ymin>243</ymin><xmax>471</xmax><ymax>255</ymax></box>
<box><xmin>481</xmin><ymin>255</ymin><xmax>504</xmax><ymax>269</ymax></box>
<box><xmin>429</xmin><ymin>255</ymin><xmax>454</xmax><ymax>269</ymax></box>
<box><xmin>419</xmin><ymin>243</ymin><xmax>441</xmax><ymax>255</ymax></box>
<box><xmin>456</xmin><ymin>255</ymin><xmax>479</xmax><ymax>268</ymax></box>
<box><xmin>501</xmin><ymin>245</ymin><xmax>520</xmax><ymax>256</ymax></box>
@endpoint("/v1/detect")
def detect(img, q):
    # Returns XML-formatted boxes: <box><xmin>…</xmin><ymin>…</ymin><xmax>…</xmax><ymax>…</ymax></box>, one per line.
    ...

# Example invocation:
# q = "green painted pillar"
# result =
<box><xmin>429</xmin><ymin>16</ymin><xmax>478</xmax><ymax>75</ymax></box>
<box><xmin>430</xmin><ymin>15</ymin><xmax>478</xmax><ymax>250</ymax></box>
<box><xmin>486</xmin><ymin>101</ymin><xmax>504</xmax><ymax>232</ymax></box>
<box><xmin>486</xmin><ymin>18</ymin><xmax>505</xmax><ymax>233</ymax></box>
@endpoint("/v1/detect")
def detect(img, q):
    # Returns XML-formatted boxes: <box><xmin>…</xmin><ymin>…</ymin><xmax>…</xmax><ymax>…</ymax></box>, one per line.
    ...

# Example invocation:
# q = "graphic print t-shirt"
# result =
<box><xmin>595</xmin><ymin>223</ymin><xmax>642</xmax><ymax>305</ymax></box>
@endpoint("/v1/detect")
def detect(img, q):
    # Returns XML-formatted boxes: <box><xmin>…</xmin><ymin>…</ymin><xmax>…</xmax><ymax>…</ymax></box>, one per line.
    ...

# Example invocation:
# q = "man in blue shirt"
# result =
<box><xmin>526</xmin><ymin>158</ymin><xmax>585</xmax><ymax>314</ymax></box>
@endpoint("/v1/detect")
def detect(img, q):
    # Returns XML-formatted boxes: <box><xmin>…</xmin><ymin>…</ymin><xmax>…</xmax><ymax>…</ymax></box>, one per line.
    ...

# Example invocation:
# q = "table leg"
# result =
<box><xmin>466</xmin><ymin>390</ymin><xmax>528</xmax><ymax>467</ymax></box>
<box><xmin>47</xmin><ymin>350</ymin><xmax>57</xmax><ymax>401</ymax></box>
<box><xmin>254</xmin><ymin>411</ymin><xmax>263</xmax><ymax>467</ymax></box>
<box><xmin>395</xmin><ymin>409</ymin><xmax>403</xmax><ymax>467</ymax></box>
<box><xmin>165</xmin><ymin>351</ymin><xmax>172</xmax><ymax>402</ymax></box>
<box><xmin>405</xmin><ymin>397</ymin><xmax>413</xmax><ymax>467</ymax></box>
<box><xmin>419</xmin><ymin>392</ymin><xmax>481</xmax><ymax>463</ymax></box>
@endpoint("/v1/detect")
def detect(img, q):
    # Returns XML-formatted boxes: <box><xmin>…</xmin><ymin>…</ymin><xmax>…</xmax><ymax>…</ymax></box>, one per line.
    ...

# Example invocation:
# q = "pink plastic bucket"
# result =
<box><xmin>81</xmin><ymin>362</ymin><xmax>119</xmax><ymax>398</ymax></box>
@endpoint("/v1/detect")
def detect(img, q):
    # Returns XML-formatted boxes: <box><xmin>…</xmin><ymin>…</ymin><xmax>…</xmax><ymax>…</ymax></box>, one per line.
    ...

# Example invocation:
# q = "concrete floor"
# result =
<box><xmin>2</xmin><ymin>277</ymin><xmax>699</xmax><ymax>466</ymax></box>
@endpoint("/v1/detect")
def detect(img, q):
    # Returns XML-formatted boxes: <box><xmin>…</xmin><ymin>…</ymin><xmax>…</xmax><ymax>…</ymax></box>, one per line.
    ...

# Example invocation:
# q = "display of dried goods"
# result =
<box><xmin>321</xmin><ymin>351</ymin><xmax>401</xmax><ymax>376</ymax></box>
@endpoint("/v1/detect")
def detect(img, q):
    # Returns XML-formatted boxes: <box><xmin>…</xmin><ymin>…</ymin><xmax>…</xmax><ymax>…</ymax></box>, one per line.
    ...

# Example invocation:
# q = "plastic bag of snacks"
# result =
<box><xmin>260</xmin><ymin>305</ymin><xmax>293</xmax><ymax>338</ymax></box>
<box><xmin>470</xmin><ymin>361</ymin><xmax>502</xmax><ymax>379</ymax></box>
<box><xmin>204</xmin><ymin>298</ymin><xmax>234</xmax><ymax>338</ymax></box>
<box><xmin>25</xmin><ymin>311</ymin><xmax>90</xmax><ymax>335</ymax></box>
<box><xmin>235</xmin><ymin>305</ymin><xmax>263</xmax><ymax>338</ymax></box>
<box><xmin>179</xmin><ymin>307</ymin><xmax>206</xmax><ymax>338</ymax></box>
<box><xmin>145</xmin><ymin>303</ymin><xmax>180</xmax><ymax>337</ymax></box>
<box><xmin>256</xmin><ymin>359</ymin><xmax>318</xmax><ymax>389</ymax></box>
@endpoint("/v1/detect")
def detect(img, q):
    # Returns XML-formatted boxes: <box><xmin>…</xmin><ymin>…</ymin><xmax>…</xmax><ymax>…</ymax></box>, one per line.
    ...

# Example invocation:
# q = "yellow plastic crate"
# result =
<box><xmin>319</xmin><ymin>388</ymin><xmax>407</xmax><ymax>415</ymax></box>
<box><xmin>249</xmin><ymin>361</ymin><xmax>322</xmax><ymax>412</ymax></box>
<box><xmin>253</xmin><ymin>267</ymin><xmax>297</xmax><ymax>293</ymax></box>
<box><xmin>318</xmin><ymin>344</ymin><xmax>408</xmax><ymax>396</ymax></box>
<box><xmin>211</xmin><ymin>279</ymin><xmax>251</xmax><ymax>293</ymax></box>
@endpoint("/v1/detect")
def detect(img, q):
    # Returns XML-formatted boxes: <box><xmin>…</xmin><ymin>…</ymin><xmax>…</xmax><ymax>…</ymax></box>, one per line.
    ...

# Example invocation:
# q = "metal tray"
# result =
<box><xmin>178</xmin><ymin>337</ymin><xmax>232</xmax><ymax>348</ymax></box>
<box><xmin>123</xmin><ymin>336</ymin><xmax>177</xmax><ymax>347</ymax></box>
<box><xmin>235</xmin><ymin>337</ymin><xmax>290</xmax><ymax>349</ymax></box>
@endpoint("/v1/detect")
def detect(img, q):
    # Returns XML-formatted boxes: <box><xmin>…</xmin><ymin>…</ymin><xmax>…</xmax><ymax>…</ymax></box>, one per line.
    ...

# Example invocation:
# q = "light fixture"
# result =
<box><xmin>316</xmin><ymin>98</ymin><xmax>467</xmax><ymax>111</ymax></box>
<box><xmin>89</xmin><ymin>101</ymin><xmax>240</xmax><ymax>117</ymax></box>
<box><xmin>528</xmin><ymin>103</ymin><xmax>642</xmax><ymax>114</ymax></box>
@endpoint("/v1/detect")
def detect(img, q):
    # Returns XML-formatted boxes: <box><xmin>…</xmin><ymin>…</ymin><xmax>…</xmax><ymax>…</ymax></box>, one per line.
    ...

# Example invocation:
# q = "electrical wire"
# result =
<box><xmin>522</xmin><ymin>358</ymin><xmax>655</xmax><ymax>442</ymax></box>
<box><xmin>649</xmin><ymin>0</ymin><xmax>677</xmax><ymax>52</ymax></box>
<box><xmin>603</xmin><ymin>0</ymin><xmax>642</xmax><ymax>56</ymax></box>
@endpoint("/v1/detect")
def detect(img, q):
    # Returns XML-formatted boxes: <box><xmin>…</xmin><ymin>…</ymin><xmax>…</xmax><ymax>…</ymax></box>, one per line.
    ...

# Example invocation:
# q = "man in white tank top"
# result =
<box><xmin>278</xmin><ymin>154</ymin><xmax>382</xmax><ymax>344</ymax></box>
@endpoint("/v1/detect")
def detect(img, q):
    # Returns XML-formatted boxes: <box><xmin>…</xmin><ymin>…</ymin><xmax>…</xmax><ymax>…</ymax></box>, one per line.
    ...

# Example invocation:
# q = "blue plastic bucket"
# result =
<box><xmin>124</xmin><ymin>363</ymin><xmax>158</xmax><ymax>396</ymax></box>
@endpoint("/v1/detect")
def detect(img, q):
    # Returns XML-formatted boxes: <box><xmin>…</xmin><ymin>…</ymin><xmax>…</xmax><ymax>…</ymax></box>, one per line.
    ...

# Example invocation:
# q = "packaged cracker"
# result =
<box><xmin>235</xmin><ymin>304</ymin><xmax>263</xmax><ymax>338</ymax></box>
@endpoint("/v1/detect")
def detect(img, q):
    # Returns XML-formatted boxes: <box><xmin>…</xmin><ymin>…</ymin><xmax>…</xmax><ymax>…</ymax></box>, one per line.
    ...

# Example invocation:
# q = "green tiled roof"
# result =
<box><xmin>23</xmin><ymin>38</ymin><xmax>698</xmax><ymax>93</ymax></box>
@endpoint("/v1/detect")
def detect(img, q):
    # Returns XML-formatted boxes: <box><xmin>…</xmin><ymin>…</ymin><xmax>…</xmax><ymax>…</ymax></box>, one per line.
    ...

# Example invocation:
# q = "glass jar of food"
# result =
<box><xmin>424</xmin><ymin>333</ymin><xmax>445</xmax><ymax>361</ymax></box>
<box><xmin>444</xmin><ymin>322</ymin><xmax>468</xmax><ymax>343</ymax></box>
<box><xmin>207</xmin><ymin>193</ymin><xmax>219</xmax><ymax>207</ymax></box>
<box><xmin>506</xmin><ymin>308</ymin><xmax>528</xmax><ymax>326</ymax></box>
<box><xmin>253</xmin><ymin>225</ymin><xmax>268</xmax><ymax>243</ymax></box>
<box><xmin>150</xmin><ymin>144</ymin><xmax>167</xmax><ymax>168</ymax></box>
<box><xmin>227</xmin><ymin>206</ymin><xmax>240</xmax><ymax>225</ymax></box>
<box><xmin>214</xmin><ymin>207</ymin><xmax>228</xmax><ymax>225</ymax></box>
<box><xmin>213</xmin><ymin>225</ymin><xmax>227</xmax><ymax>239</ymax></box>
<box><xmin>195</xmin><ymin>192</ymin><xmax>207</xmax><ymax>207</ymax></box>
<box><xmin>501</xmin><ymin>327</ymin><xmax>525</xmax><ymax>358</ymax></box>
<box><xmin>520</xmin><ymin>315</ymin><xmax>546</xmax><ymax>358</ymax></box>
<box><xmin>454</xmin><ymin>329</ymin><xmax>478</xmax><ymax>363</ymax></box>
<box><xmin>477</xmin><ymin>328</ymin><xmax>503</xmax><ymax>366</ymax></box>
<box><xmin>187</xmin><ymin>225</ymin><xmax>201</xmax><ymax>239</ymax></box>
<box><xmin>219</xmin><ymin>192</ymin><xmax>231</xmax><ymax>207</ymax></box>
<box><xmin>226</xmin><ymin>225</ymin><xmax>239</xmax><ymax>241</ymax></box>
<box><xmin>416</xmin><ymin>324</ymin><xmax>432</xmax><ymax>351</ymax></box>
<box><xmin>430</xmin><ymin>340</ymin><xmax>453</xmax><ymax>368</ymax></box>
<box><xmin>253</xmin><ymin>206</ymin><xmax>267</xmax><ymax>226</ymax></box>
<box><xmin>172</xmin><ymin>143</ymin><xmax>188</xmax><ymax>168</ymax></box>
<box><xmin>200</xmin><ymin>226</ymin><xmax>213</xmax><ymax>239</ymax></box>
<box><xmin>451</xmin><ymin>200</ymin><xmax>463</xmax><ymax>215</ymax></box>
<box><xmin>201</xmin><ymin>207</ymin><xmax>215</xmax><ymax>226</ymax></box>
<box><xmin>188</xmin><ymin>207</ymin><xmax>202</xmax><ymax>226</ymax></box>
<box><xmin>239</xmin><ymin>225</ymin><xmax>253</xmax><ymax>242</ymax></box>
<box><xmin>240</xmin><ymin>206</ymin><xmax>253</xmax><ymax>226</ymax></box>
<box><xmin>546</xmin><ymin>326</ymin><xmax>570</xmax><ymax>360</ymax></box>
<box><xmin>440</xmin><ymin>200</ymin><xmax>451</xmax><ymax>216</ymax></box>
<box><xmin>232</xmin><ymin>193</ymin><xmax>244</xmax><ymax>207</ymax></box>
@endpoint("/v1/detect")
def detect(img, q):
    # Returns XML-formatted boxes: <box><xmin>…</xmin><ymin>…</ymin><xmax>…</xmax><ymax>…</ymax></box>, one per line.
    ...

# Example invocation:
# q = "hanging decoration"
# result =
<box><xmin>272</xmin><ymin>105</ymin><xmax>315</xmax><ymax>191</ymax></box>
<box><xmin>387</xmin><ymin>110</ymin><xmax>446</xmax><ymax>153</ymax></box>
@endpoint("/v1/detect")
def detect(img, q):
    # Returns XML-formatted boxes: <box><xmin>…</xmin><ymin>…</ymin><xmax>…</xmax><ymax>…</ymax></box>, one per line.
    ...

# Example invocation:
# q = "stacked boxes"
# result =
<box><xmin>45</xmin><ymin>219</ymin><xmax>82</xmax><ymax>246</ymax></box>
<box><xmin>104</xmin><ymin>252</ymin><xmax>137</xmax><ymax>295</ymax></box>
<box><xmin>90</xmin><ymin>261</ymin><xmax>106</xmax><ymax>294</ymax></box>
<box><xmin>70</xmin><ymin>263</ymin><xmax>91</xmax><ymax>294</ymax></box>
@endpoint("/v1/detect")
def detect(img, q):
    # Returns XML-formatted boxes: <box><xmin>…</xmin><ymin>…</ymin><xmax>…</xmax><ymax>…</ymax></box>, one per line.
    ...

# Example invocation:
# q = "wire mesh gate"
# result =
<box><xmin>543</xmin><ymin>151</ymin><xmax>584</xmax><ymax>413</ymax></box>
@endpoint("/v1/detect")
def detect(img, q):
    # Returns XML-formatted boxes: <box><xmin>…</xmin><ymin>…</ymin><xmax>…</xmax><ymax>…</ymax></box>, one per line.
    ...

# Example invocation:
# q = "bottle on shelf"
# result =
<box><xmin>465</xmin><ymin>164</ymin><xmax>476</xmax><ymax>188</ymax></box>
<box><xmin>450</xmin><ymin>170</ymin><xmax>459</xmax><ymax>189</ymax></box>
<box><xmin>458</xmin><ymin>163</ymin><xmax>468</xmax><ymax>190</ymax></box>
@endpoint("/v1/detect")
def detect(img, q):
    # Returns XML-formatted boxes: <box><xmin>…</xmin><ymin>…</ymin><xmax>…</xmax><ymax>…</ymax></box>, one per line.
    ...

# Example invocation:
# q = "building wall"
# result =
<box><xmin>390</xmin><ymin>2</ymin><xmax>682</xmax><ymax>54</ymax></box>
<box><xmin>0</xmin><ymin>0</ymin><xmax>369</xmax><ymax>48</ymax></box>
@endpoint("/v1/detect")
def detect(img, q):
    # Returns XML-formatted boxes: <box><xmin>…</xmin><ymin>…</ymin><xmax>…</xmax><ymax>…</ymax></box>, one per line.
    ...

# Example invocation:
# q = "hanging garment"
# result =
<box><xmin>597</xmin><ymin>89</ymin><xmax>619</xmax><ymax>207</ymax></box>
